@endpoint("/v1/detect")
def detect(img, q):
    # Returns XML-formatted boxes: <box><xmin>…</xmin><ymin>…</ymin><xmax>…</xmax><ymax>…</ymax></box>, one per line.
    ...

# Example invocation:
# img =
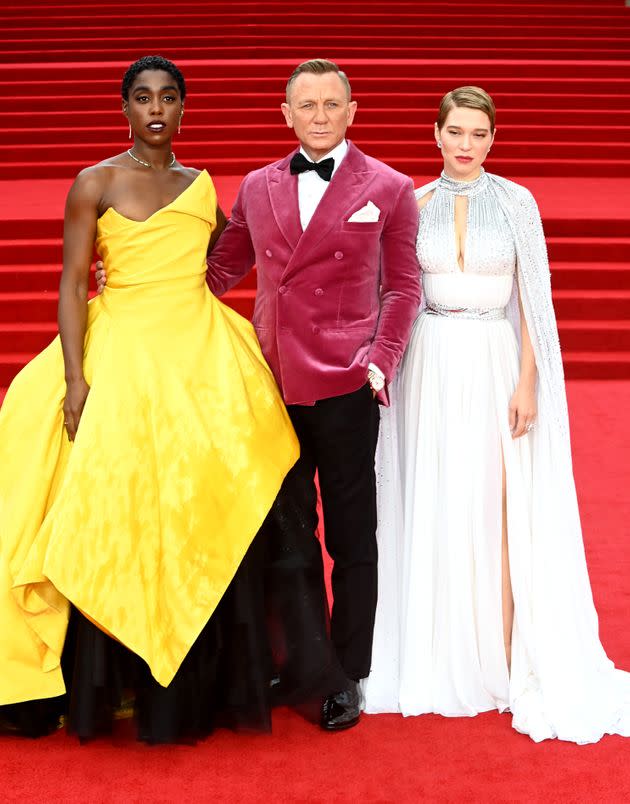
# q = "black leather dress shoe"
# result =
<box><xmin>321</xmin><ymin>681</ymin><xmax>361</xmax><ymax>731</ymax></box>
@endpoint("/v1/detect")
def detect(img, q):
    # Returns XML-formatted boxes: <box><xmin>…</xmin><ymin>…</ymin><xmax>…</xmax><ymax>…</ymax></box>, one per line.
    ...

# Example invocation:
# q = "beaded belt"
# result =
<box><xmin>425</xmin><ymin>301</ymin><xmax>506</xmax><ymax>321</ymax></box>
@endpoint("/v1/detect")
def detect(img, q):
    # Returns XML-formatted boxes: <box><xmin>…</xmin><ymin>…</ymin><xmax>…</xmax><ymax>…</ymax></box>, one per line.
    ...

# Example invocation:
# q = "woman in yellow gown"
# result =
<box><xmin>0</xmin><ymin>56</ymin><xmax>341</xmax><ymax>741</ymax></box>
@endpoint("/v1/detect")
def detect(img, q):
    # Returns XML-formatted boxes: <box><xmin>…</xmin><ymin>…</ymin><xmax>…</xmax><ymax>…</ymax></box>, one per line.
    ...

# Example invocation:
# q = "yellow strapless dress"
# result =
<box><xmin>0</xmin><ymin>170</ymin><xmax>299</xmax><ymax>704</ymax></box>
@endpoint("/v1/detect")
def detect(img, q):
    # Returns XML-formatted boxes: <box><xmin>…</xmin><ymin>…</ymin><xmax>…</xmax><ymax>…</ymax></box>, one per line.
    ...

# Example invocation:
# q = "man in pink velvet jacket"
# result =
<box><xmin>206</xmin><ymin>59</ymin><xmax>421</xmax><ymax>731</ymax></box>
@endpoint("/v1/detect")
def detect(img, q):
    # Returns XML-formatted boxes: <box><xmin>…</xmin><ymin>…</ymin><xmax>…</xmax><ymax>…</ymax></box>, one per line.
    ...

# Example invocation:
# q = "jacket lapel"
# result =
<box><xmin>292</xmin><ymin>142</ymin><xmax>378</xmax><ymax>260</ymax></box>
<box><xmin>267</xmin><ymin>150</ymin><xmax>302</xmax><ymax>251</ymax></box>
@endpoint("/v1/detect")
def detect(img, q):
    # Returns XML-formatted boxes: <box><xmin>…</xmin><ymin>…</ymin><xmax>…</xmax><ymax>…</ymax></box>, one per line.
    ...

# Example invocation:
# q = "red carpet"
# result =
<box><xmin>1</xmin><ymin>380</ymin><xmax>629</xmax><ymax>803</ymax></box>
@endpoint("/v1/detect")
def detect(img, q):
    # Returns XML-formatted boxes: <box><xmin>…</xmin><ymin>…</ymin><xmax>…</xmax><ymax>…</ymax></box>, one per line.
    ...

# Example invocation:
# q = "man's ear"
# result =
<box><xmin>347</xmin><ymin>100</ymin><xmax>358</xmax><ymax>127</ymax></box>
<box><xmin>281</xmin><ymin>102</ymin><xmax>293</xmax><ymax>129</ymax></box>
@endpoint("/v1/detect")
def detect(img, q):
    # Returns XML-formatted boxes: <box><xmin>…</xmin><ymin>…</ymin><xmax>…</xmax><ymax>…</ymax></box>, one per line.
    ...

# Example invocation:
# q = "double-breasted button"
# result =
<box><xmin>334</xmin><ymin>251</ymin><xmax>344</xmax><ymax>260</ymax></box>
<box><xmin>313</xmin><ymin>326</ymin><xmax>321</xmax><ymax>335</ymax></box>
<box><xmin>314</xmin><ymin>288</ymin><xmax>324</xmax><ymax>296</ymax></box>
<box><xmin>278</xmin><ymin>285</ymin><xmax>287</xmax><ymax>295</ymax></box>
<box><xmin>265</xmin><ymin>249</ymin><xmax>273</xmax><ymax>258</ymax></box>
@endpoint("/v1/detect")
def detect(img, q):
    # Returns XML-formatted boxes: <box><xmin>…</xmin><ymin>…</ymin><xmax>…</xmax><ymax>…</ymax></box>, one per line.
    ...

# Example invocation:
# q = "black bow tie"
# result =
<box><xmin>289</xmin><ymin>152</ymin><xmax>335</xmax><ymax>182</ymax></box>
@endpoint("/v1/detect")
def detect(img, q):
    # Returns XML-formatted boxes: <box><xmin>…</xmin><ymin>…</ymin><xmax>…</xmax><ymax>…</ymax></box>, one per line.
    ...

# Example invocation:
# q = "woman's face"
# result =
<box><xmin>435</xmin><ymin>107</ymin><xmax>494</xmax><ymax>181</ymax></box>
<box><xmin>123</xmin><ymin>69</ymin><xmax>183</xmax><ymax>146</ymax></box>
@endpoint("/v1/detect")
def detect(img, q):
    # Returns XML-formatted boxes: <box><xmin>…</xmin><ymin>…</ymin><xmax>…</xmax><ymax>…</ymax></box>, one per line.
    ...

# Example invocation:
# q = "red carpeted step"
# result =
<box><xmin>4</xmin><ymin>45</ymin><xmax>630</xmax><ymax>63</ymax></box>
<box><xmin>552</xmin><ymin>263</ymin><xmax>630</xmax><ymax>290</ymax></box>
<box><xmin>6</xmin><ymin>74</ymin><xmax>630</xmax><ymax>98</ymax></box>
<box><xmin>8</xmin><ymin>120</ymin><xmax>630</xmax><ymax>143</ymax></box>
<box><xmin>3</xmin><ymin>262</ymin><xmax>628</xmax><ymax>294</ymax></box>
<box><xmin>5</xmin><ymin>26</ymin><xmax>627</xmax><ymax>42</ymax></box>
<box><xmin>3</xmin><ymin>289</ymin><xmax>626</xmax><ymax>326</ymax></box>
<box><xmin>558</xmin><ymin>320</ymin><xmax>630</xmax><ymax>351</ymax></box>
<box><xmin>12</xmin><ymin>139</ymin><xmax>629</xmax><ymax>160</ymax></box>
<box><xmin>546</xmin><ymin>238</ymin><xmax>630</xmax><ymax>263</ymax></box>
<box><xmin>0</xmin><ymin>353</ymin><xmax>35</xmax><ymax>386</ymax></box>
<box><xmin>544</xmin><ymin>221</ymin><xmax>630</xmax><ymax>238</ymax></box>
<box><xmin>7</xmin><ymin>109</ymin><xmax>630</xmax><ymax>130</ymax></box>
<box><xmin>0</xmin><ymin>240</ymin><xmax>62</xmax><ymax>265</ymax></box>
<box><xmin>7</xmin><ymin>158</ymin><xmax>630</xmax><ymax>181</ymax></box>
<box><xmin>553</xmin><ymin>290</ymin><xmax>630</xmax><ymax>319</ymax></box>
<box><xmin>0</xmin><ymin>287</ymin><xmax>254</xmax><ymax>321</ymax></box>
<box><xmin>0</xmin><ymin>293</ymin><xmax>58</xmax><ymax>323</ymax></box>
<box><xmin>8</xmin><ymin>58</ymin><xmax>630</xmax><ymax>82</ymax></box>
<box><xmin>5</xmin><ymin>24</ymin><xmax>626</xmax><ymax>40</ymax></box>
<box><xmin>4</xmin><ymin>10</ymin><xmax>627</xmax><ymax>32</ymax></box>
<box><xmin>0</xmin><ymin>322</ymin><xmax>58</xmax><ymax>352</ymax></box>
<box><xmin>0</xmin><ymin>266</ymin><xmax>61</xmax><ymax>292</ymax></box>
<box><xmin>3</xmin><ymin>235</ymin><xmax>624</xmax><ymax>265</ymax></box>
<box><xmin>8</xmin><ymin>91</ymin><xmax>630</xmax><ymax>115</ymax></box>
<box><xmin>0</xmin><ymin>219</ymin><xmax>62</xmax><ymax>239</ymax></box>
<box><xmin>0</xmin><ymin>264</ymin><xmax>257</xmax><ymax>293</ymax></box>
<box><xmin>7</xmin><ymin>319</ymin><xmax>629</xmax><ymax>359</ymax></box>
<box><xmin>563</xmin><ymin>351</ymin><xmax>630</xmax><ymax>380</ymax></box>
<box><xmin>5</xmin><ymin>123</ymin><xmax>630</xmax><ymax>149</ymax></box>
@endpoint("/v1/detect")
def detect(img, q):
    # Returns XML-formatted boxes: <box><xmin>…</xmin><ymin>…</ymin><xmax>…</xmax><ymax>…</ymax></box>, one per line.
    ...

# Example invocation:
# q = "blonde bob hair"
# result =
<box><xmin>437</xmin><ymin>86</ymin><xmax>496</xmax><ymax>133</ymax></box>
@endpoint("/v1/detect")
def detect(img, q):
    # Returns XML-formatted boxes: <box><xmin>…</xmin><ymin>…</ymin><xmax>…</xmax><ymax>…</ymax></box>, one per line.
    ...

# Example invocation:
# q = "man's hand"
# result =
<box><xmin>63</xmin><ymin>377</ymin><xmax>90</xmax><ymax>441</ymax></box>
<box><xmin>95</xmin><ymin>260</ymin><xmax>106</xmax><ymax>294</ymax></box>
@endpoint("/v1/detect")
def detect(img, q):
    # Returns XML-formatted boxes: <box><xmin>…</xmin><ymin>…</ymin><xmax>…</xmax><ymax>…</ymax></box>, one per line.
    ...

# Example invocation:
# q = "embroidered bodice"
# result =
<box><xmin>417</xmin><ymin>170</ymin><xmax>516</xmax><ymax>277</ymax></box>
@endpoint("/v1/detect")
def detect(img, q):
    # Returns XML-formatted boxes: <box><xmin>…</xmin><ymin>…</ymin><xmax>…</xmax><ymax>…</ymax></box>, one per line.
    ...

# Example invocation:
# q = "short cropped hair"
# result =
<box><xmin>286</xmin><ymin>59</ymin><xmax>352</xmax><ymax>102</ymax></box>
<box><xmin>437</xmin><ymin>86</ymin><xmax>496</xmax><ymax>133</ymax></box>
<box><xmin>122</xmin><ymin>55</ymin><xmax>186</xmax><ymax>101</ymax></box>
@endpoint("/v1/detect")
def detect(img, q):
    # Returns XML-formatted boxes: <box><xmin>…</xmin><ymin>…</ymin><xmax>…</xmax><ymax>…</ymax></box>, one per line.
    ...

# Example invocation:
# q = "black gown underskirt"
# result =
<box><xmin>0</xmin><ymin>487</ymin><xmax>347</xmax><ymax>743</ymax></box>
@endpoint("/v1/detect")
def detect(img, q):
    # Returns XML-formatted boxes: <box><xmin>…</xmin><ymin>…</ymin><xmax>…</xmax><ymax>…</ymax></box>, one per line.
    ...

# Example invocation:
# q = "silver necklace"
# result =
<box><xmin>439</xmin><ymin>168</ymin><xmax>488</xmax><ymax>197</ymax></box>
<box><xmin>127</xmin><ymin>149</ymin><xmax>176</xmax><ymax>169</ymax></box>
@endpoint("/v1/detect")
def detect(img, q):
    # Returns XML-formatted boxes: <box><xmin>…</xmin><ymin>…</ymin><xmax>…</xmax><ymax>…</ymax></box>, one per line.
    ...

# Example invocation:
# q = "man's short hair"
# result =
<box><xmin>286</xmin><ymin>59</ymin><xmax>352</xmax><ymax>102</ymax></box>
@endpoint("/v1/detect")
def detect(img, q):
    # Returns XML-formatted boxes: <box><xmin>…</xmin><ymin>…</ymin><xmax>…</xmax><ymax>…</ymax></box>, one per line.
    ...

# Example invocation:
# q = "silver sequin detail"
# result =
<box><xmin>425</xmin><ymin>301</ymin><xmax>506</xmax><ymax>321</ymax></box>
<box><xmin>417</xmin><ymin>168</ymin><xmax>517</xmax><ymax>277</ymax></box>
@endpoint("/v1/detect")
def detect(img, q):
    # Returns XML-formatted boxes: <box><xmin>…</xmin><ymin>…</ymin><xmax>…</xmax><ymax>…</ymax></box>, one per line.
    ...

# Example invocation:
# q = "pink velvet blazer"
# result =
<box><xmin>207</xmin><ymin>141</ymin><xmax>421</xmax><ymax>405</ymax></box>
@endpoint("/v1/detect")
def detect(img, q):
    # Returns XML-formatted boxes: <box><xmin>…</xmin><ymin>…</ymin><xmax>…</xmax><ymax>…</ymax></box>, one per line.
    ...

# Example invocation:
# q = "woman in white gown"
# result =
<box><xmin>363</xmin><ymin>86</ymin><xmax>630</xmax><ymax>743</ymax></box>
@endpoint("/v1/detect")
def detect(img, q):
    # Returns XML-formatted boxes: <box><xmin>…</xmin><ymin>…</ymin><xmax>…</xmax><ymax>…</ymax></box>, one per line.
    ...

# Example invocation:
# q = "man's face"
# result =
<box><xmin>281</xmin><ymin>72</ymin><xmax>357</xmax><ymax>161</ymax></box>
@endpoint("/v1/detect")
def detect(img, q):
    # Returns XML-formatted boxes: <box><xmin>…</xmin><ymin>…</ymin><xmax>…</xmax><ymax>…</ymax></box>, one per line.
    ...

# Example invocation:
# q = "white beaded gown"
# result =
<box><xmin>362</xmin><ymin>170</ymin><xmax>630</xmax><ymax>743</ymax></box>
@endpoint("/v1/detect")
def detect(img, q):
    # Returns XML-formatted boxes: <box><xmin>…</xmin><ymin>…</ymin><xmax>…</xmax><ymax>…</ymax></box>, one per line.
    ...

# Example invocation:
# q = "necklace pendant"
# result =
<box><xmin>127</xmin><ymin>149</ymin><xmax>176</xmax><ymax>169</ymax></box>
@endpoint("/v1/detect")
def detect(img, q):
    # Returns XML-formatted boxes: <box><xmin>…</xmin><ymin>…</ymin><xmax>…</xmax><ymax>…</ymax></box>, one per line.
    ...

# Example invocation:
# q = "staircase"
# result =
<box><xmin>1</xmin><ymin>0</ymin><xmax>629</xmax><ymax>397</ymax></box>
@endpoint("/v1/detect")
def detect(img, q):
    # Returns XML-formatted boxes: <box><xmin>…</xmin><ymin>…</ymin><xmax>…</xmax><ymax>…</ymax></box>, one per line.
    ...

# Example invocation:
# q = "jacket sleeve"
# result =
<box><xmin>206</xmin><ymin>177</ymin><xmax>256</xmax><ymax>297</ymax></box>
<box><xmin>367</xmin><ymin>177</ymin><xmax>421</xmax><ymax>396</ymax></box>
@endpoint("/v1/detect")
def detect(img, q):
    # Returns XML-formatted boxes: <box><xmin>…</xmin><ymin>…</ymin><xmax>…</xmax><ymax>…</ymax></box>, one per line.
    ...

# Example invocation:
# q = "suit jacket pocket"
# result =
<box><xmin>341</xmin><ymin>221</ymin><xmax>384</xmax><ymax>233</ymax></box>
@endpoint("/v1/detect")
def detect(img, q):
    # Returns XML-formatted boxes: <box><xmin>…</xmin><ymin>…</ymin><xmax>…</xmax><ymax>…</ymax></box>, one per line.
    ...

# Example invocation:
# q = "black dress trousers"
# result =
<box><xmin>284</xmin><ymin>384</ymin><xmax>380</xmax><ymax>682</ymax></box>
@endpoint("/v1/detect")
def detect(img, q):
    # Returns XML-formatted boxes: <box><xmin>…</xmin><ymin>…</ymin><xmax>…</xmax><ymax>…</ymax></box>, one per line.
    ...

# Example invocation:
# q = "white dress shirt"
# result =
<box><xmin>297</xmin><ymin>139</ymin><xmax>348</xmax><ymax>231</ymax></box>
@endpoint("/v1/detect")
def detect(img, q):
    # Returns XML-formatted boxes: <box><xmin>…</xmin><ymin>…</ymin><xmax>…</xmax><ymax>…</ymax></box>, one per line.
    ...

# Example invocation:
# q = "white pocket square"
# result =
<box><xmin>347</xmin><ymin>201</ymin><xmax>381</xmax><ymax>223</ymax></box>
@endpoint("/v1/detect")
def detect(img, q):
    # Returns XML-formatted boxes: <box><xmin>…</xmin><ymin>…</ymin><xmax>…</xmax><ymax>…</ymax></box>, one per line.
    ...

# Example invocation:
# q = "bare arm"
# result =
<box><xmin>58</xmin><ymin>170</ymin><xmax>102</xmax><ymax>440</ymax></box>
<box><xmin>509</xmin><ymin>280</ymin><xmax>538</xmax><ymax>439</ymax></box>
